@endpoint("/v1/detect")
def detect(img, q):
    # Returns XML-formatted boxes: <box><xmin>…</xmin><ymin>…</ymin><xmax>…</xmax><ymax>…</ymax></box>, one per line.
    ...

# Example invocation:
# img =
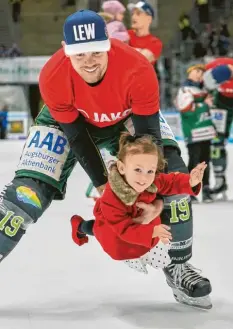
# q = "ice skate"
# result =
<box><xmin>210</xmin><ymin>176</ymin><xmax>228</xmax><ymax>202</ymax></box>
<box><xmin>163</xmin><ymin>263</ymin><xmax>212</xmax><ymax>309</ymax></box>
<box><xmin>202</xmin><ymin>186</ymin><xmax>214</xmax><ymax>203</ymax></box>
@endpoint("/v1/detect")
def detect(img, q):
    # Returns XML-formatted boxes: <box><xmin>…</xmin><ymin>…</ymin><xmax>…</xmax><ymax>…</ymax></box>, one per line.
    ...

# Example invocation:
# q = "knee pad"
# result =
<box><xmin>211</xmin><ymin>141</ymin><xmax>227</xmax><ymax>175</ymax></box>
<box><xmin>161</xmin><ymin>194</ymin><xmax>193</xmax><ymax>264</ymax></box>
<box><xmin>0</xmin><ymin>177</ymin><xmax>55</xmax><ymax>260</ymax></box>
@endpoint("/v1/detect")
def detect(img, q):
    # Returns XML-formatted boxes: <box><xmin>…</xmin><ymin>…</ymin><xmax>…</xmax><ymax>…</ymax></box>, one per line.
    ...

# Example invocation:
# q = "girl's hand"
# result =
<box><xmin>189</xmin><ymin>162</ymin><xmax>207</xmax><ymax>187</ymax></box>
<box><xmin>152</xmin><ymin>224</ymin><xmax>172</xmax><ymax>244</ymax></box>
<box><xmin>133</xmin><ymin>199</ymin><xmax>164</xmax><ymax>224</ymax></box>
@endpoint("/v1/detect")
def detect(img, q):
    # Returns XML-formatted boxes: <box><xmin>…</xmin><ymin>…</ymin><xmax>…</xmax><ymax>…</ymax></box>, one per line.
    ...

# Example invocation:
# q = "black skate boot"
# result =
<box><xmin>163</xmin><ymin>263</ymin><xmax>212</xmax><ymax>309</ymax></box>
<box><xmin>202</xmin><ymin>186</ymin><xmax>214</xmax><ymax>203</ymax></box>
<box><xmin>210</xmin><ymin>176</ymin><xmax>228</xmax><ymax>201</ymax></box>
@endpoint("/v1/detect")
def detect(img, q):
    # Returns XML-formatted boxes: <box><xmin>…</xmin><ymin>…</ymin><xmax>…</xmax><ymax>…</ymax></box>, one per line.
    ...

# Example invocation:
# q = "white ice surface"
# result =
<box><xmin>0</xmin><ymin>141</ymin><xmax>232</xmax><ymax>329</ymax></box>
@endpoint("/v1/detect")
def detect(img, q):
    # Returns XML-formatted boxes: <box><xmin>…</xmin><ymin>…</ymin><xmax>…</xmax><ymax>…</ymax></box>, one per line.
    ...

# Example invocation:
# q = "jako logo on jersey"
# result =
<box><xmin>73</xmin><ymin>24</ymin><xmax>95</xmax><ymax>41</ymax></box>
<box><xmin>28</xmin><ymin>131</ymin><xmax>67</xmax><ymax>155</ymax></box>
<box><xmin>93</xmin><ymin>109</ymin><xmax>132</xmax><ymax>122</ymax></box>
<box><xmin>77</xmin><ymin>109</ymin><xmax>132</xmax><ymax>122</ymax></box>
<box><xmin>16</xmin><ymin>186</ymin><xmax>42</xmax><ymax>209</ymax></box>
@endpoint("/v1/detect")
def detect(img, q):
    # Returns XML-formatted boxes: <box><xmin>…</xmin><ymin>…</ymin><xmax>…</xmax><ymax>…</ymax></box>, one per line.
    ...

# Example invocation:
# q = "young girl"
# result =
<box><xmin>71</xmin><ymin>133</ymin><xmax>206</xmax><ymax>273</ymax></box>
<box><xmin>99</xmin><ymin>0</ymin><xmax>129</xmax><ymax>43</ymax></box>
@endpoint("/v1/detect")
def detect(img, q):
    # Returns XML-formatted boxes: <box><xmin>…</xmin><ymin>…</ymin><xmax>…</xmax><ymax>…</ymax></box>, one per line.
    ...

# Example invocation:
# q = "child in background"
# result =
<box><xmin>99</xmin><ymin>0</ymin><xmax>129</xmax><ymax>42</ymax></box>
<box><xmin>176</xmin><ymin>64</ymin><xmax>216</xmax><ymax>203</ymax></box>
<box><xmin>71</xmin><ymin>133</ymin><xmax>206</xmax><ymax>274</ymax></box>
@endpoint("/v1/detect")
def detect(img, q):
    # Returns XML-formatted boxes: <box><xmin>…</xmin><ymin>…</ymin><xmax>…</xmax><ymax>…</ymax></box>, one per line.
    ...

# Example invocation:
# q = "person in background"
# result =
<box><xmin>127</xmin><ymin>1</ymin><xmax>162</xmax><ymax>65</ymax></box>
<box><xmin>178</xmin><ymin>13</ymin><xmax>196</xmax><ymax>42</ymax></box>
<box><xmin>7</xmin><ymin>43</ymin><xmax>22</xmax><ymax>57</ymax></box>
<box><xmin>203</xmin><ymin>57</ymin><xmax>233</xmax><ymax>200</ymax></box>
<box><xmin>208</xmin><ymin>27</ymin><xmax>219</xmax><ymax>56</ymax></box>
<box><xmin>99</xmin><ymin>0</ymin><xmax>129</xmax><ymax>42</ymax></box>
<box><xmin>178</xmin><ymin>13</ymin><xmax>197</xmax><ymax>62</ymax></box>
<box><xmin>218</xmin><ymin>20</ymin><xmax>230</xmax><ymax>56</ymax></box>
<box><xmin>9</xmin><ymin>0</ymin><xmax>23</xmax><ymax>23</ymax></box>
<box><xmin>0</xmin><ymin>44</ymin><xmax>7</xmax><ymax>58</ymax></box>
<box><xmin>176</xmin><ymin>64</ymin><xmax>216</xmax><ymax>203</ymax></box>
<box><xmin>0</xmin><ymin>105</ymin><xmax>8</xmax><ymax>140</ymax></box>
<box><xmin>193</xmin><ymin>39</ymin><xmax>207</xmax><ymax>59</ymax></box>
<box><xmin>195</xmin><ymin>0</ymin><xmax>210</xmax><ymax>30</ymax></box>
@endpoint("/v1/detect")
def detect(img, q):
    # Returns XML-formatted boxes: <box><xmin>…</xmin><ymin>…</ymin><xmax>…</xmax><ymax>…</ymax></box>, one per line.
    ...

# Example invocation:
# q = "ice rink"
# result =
<box><xmin>0</xmin><ymin>140</ymin><xmax>232</xmax><ymax>329</ymax></box>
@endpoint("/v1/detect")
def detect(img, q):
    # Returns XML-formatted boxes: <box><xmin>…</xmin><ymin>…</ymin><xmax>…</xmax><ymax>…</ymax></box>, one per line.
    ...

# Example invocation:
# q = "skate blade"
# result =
<box><xmin>212</xmin><ymin>196</ymin><xmax>233</xmax><ymax>203</ymax></box>
<box><xmin>213</xmin><ymin>199</ymin><xmax>233</xmax><ymax>203</ymax></box>
<box><xmin>211</xmin><ymin>191</ymin><xmax>228</xmax><ymax>202</ymax></box>
<box><xmin>202</xmin><ymin>199</ymin><xmax>214</xmax><ymax>204</ymax></box>
<box><xmin>172</xmin><ymin>288</ymin><xmax>212</xmax><ymax>310</ymax></box>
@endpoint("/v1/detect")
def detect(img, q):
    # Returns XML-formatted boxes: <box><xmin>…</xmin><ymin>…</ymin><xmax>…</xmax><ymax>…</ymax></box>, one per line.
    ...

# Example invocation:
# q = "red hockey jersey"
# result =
<box><xmin>128</xmin><ymin>29</ymin><xmax>162</xmax><ymax>65</ymax></box>
<box><xmin>39</xmin><ymin>39</ymin><xmax>160</xmax><ymax>127</ymax></box>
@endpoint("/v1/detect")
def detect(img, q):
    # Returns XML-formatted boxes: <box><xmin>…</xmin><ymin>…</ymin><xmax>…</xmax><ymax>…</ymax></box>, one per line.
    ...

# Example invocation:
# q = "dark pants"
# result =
<box><xmin>161</xmin><ymin>146</ymin><xmax>193</xmax><ymax>263</ymax></box>
<box><xmin>12</xmin><ymin>2</ymin><xmax>21</xmax><ymax>23</ymax></box>
<box><xmin>0</xmin><ymin>124</ymin><xmax>6</xmax><ymax>139</ymax></box>
<box><xmin>187</xmin><ymin>141</ymin><xmax>211</xmax><ymax>187</ymax></box>
<box><xmin>197</xmin><ymin>4</ymin><xmax>210</xmax><ymax>24</ymax></box>
<box><xmin>164</xmin><ymin>146</ymin><xmax>188</xmax><ymax>174</ymax></box>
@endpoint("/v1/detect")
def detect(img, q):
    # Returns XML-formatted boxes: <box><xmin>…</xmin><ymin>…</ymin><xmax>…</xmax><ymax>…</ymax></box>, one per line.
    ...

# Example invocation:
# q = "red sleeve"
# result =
<box><xmin>127</xmin><ymin>29</ymin><xmax>134</xmax><ymax>40</ymax></box>
<box><xmin>39</xmin><ymin>50</ymin><xmax>79</xmax><ymax>123</ymax></box>
<box><xmin>155</xmin><ymin>173</ymin><xmax>201</xmax><ymax>196</ymax></box>
<box><xmin>130</xmin><ymin>63</ymin><xmax>160</xmax><ymax>115</ymax></box>
<box><xmin>205</xmin><ymin>58</ymin><xmax>233</xmax><ymax>70</ymax></box>
<box><xmin>147</xmin><ymin>38</ymin><xmax>163</xmax><ymax>60</ymax></box>
<box><xmin>96</xmin><ymin>187</ymin><xmax>155</xmax><ymax>248</ymax></box>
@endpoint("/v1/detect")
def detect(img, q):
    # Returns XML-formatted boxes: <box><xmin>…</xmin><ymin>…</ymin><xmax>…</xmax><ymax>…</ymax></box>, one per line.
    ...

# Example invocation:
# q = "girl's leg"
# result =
<box><xmin>142</xmin><ymin>241</ymin><xmax>171</xmax><ymax>269</ymax></box>
<box><xmin>70</xmin><ymin>215</ymin><xmax>94</xmax><ymax>246</ymax></box>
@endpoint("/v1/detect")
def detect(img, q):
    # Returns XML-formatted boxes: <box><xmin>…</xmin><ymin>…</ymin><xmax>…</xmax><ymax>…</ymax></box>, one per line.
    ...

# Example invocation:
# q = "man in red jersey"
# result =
<box><xmin>203</xmin><ymin>58</ymin><xmax>233</xmax><ymax>199</ymax></box>
<box><xmin>127</xmin><ymin>1</ymin><xmax>162</xmax><ymax>65</ymax></box>
<box><xmin>0</xmin><ymin>9</ymin><xmax>211</xmax><ymax>309</ymax></box>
